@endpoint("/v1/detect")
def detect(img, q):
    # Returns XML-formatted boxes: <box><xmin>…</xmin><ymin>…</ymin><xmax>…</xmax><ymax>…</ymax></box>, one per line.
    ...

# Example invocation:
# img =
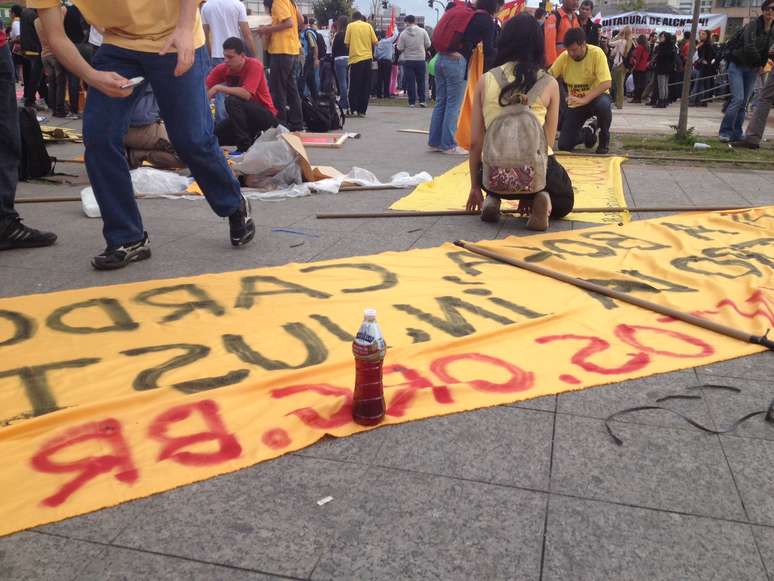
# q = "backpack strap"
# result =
<box><xmin>525</xmin><ymin>71</ymin><xmax>553</xmax><ymax>106</ymax></box>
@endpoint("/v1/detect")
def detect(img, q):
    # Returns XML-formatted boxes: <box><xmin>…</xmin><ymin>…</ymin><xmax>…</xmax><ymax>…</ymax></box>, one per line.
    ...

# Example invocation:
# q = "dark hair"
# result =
<box><xmin>336</xmin><ymin>15</ymin><xmax>348</xmax><ymax>34</ymax></box>
<box><xmin>309</xmin><ymin>17</ymin><xmax>316</xmax><ymax>25</ymax></box>
<box><xmin>493</xmin><ymin>14</ymin><xmax>547</xmax><ymax>106</ymax></box>
<box><xmin>637</xmin><ymin>34</ymin><xmax>647</xmax><ymax>47</ymax></box>
<box><xmin>223</xmin><ymin>36</ymin><xmax>245</xmax><ymax>54</ymax></box>
<box><xmin>352</xmin><ymin>10</ymin><xmax>362</xmax><ymax>20</ymax></box>
<box><xmin>580</xmin><ymin>0</ymin><xmax>594</xmax><ymax>8</ymax></box>
<box><xmin>683</xmin><ymin>30</ymin><xmax>691</xmax><ymax>39</ymax></box>
<box><xmin>563</xmin><ymin>27</ymin><xmax>586</xmax><ymax>48</ymax></box>
<box><xmin>534</xmin><ymin>7</ymin><xmax>546</xmax><ymax>18</ymax></box>
<box><xmin>475</xmin><ymin>0</ymin><xmax>498</xmax><ymax>15</ymax></box>
<box><xmin>11</xmin><ymin>4</ymin><xmax>22</xmax><ymax>16</ymax></box>
<box><xmin>762</xmin><ymin>0</ymin><xmax>774</xmax><ymax>10</ymax></box>
<box><xmin>303</xmin><ymin>15</ymin><xmax>309</xmax><ymax>25</ymax></box>
<box><xmin>405</xmin><ymin>14</ymin><xmax>416</xmax><ymax>23</ymax></box>
<box><xmin>445</xmin><ymin>1</ymin><xmax>456</xmax><ymax>10</ymax></box>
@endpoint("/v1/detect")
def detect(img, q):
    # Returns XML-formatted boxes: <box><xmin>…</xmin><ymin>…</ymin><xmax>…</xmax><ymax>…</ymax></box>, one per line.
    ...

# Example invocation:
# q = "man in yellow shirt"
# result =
<box><xmin>549</xmin><ymin>28</ymin><xmax>612</xmax><ymax>154</ymax></box>
<box><xmin>257</xmin><ymin>0</ymin><xmax>303</xmax><ymax>131</ymax></box>
<box><xmin>344</xmin><ymin>11</ymin><xmax>377</xmax><ymax>116</ymax></box>
<box><xmin>32</xmin><ymin>0</ymin><xmax>255</xmax><ymax>270</ymax></box>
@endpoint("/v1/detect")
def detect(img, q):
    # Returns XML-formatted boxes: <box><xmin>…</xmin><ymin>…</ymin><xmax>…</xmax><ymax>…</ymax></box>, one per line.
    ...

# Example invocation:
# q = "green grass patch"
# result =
<box><xmin>615</xmin><ymin>134</ymin><xmax>774</xmax><ymax>163</ymax></box>
<box><xmin>369</xmin><ymin>97</ymin><xmax>434</xmax><ymax>108</ymax></box>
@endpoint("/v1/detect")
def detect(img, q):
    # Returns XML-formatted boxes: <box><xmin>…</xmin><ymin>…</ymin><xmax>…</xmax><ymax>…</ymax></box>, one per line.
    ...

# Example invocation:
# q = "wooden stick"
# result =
<box><xmin>15</xmin><ymin>193</ymin><xmax>187</xmax><ymax>204</ymax></box>
<box><xmin>316</xmin><ymin>205</ymin><xmax>754</xmax><ymax>219</ymax></box>
<box><xmin>397</xmin><ymin>129</ymin><xmax>430</xmax><ymax>134</ymax></box>
<box><xmin>453</xmin><ymin>240</ymin><xmax>774</xmax><ymax>350</ymax></box>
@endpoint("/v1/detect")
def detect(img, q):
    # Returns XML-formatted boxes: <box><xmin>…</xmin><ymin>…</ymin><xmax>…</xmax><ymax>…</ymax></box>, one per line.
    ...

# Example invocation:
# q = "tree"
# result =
<box><xmin>618</xmin><ymin>0</ymin><xmax>645</xmax><ymax>10</ymax></box>
<box><xmin>313</xmin><ymin>0</ymin><xmax>352</xmax><ymax>26</ymax></box>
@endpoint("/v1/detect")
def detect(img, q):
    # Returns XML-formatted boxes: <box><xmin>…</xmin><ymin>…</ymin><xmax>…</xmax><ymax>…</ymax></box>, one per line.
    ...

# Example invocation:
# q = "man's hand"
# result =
<box><xmin>159</xmin><ymin>26</ymin><xmax>195</xmax><ymax>76</ymax></box>
<box><xmin>567</xmin><ymin>95</ymin><xmax>586</xmax><ymax>107</ymax></box>
<box><xmin>208</xmin><ymin>84</ymin><xmax>223</xmax><ymax>98</ymax></box>
<box><xmin>256</xmin><ymin>26</ymin><xmax>270</xmax><ymax>36</ymax></box>
<box><xmin>85</xmin><ymin>70</ymin><xmax>133</xmax><ymax>98</ymax></box>
<box><xmin>466</xmin><ymin>187</ymin><xmax>484</xmax><ymax>212</ymax></box>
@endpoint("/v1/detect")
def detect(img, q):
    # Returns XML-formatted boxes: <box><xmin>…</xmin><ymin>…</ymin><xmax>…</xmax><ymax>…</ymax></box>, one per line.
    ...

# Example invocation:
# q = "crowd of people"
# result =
<box><xmin>0</xmin><ymin>0</ymin><xmax>772</xmax><ymax>264</ymax></box>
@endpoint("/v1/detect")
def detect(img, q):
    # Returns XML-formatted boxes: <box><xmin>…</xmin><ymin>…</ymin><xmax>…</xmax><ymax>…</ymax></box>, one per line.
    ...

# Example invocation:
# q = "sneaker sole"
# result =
<box><xmin>91</xmin><ymin>248</ymin><xmax>151</xmax><ymax>270</ymax></box>
<box><xmin>481</xmin><ymin>201</ymin><xmax>501</xmax><ymax>223</ymax></box>
<box><xmin>526</xmin><ymin>193</ymin><xmax>551</xmax><ymax>231</ymax></box>
<box><xmin>0</xmin><ymin>238</ymin><xmax>57</xmax><ymax>250</ymax></box>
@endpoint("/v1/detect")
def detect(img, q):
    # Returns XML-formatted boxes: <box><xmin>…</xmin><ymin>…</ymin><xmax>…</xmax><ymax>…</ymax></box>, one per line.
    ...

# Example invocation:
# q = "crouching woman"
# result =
<box><xmin>466</xmin><ymin>13</ymin><xmax>574</xmax><ymax>231</ymax></box>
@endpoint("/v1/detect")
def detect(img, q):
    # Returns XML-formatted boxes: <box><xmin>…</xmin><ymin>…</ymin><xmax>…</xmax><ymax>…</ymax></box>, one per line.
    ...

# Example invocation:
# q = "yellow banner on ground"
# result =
<box><xmin>1</xmin><ymin>208</ymin><xmax>772</xmax><ymax>536</ymax></box>
<box><xmin>389</xmin><ymin>156</ymin><xmax>629</xmax><ymax>224</ymax></box>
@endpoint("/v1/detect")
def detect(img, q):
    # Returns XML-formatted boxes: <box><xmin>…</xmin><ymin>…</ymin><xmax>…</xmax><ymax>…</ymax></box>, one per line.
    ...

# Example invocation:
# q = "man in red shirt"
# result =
<box><xmin>206</xmin><ymin>36</ymin><xmax>278</xmax><ymax>152</ymax></box>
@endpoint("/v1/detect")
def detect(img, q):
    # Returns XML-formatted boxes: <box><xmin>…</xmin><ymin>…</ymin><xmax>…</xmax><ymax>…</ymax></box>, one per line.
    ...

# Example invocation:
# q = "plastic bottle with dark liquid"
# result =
<box><xmin>352</xmin><ymin>308</ymin><xmax>386</xmax><ymax>426</ymax></box>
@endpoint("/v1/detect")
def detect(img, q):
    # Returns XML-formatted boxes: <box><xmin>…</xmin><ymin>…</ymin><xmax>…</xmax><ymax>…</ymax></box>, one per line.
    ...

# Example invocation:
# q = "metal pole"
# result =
<box><xmin>453</xmin><ymin>240</ymin><xmax>774</xmax><ymax>350</ymax></box>
<box><xmin>676</xmin><ymin>0</ymin><xmax>703</xmax><ymax>139</ymax></box>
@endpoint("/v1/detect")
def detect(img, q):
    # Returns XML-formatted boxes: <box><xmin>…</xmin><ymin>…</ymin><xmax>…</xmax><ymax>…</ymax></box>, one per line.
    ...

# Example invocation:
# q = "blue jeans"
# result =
<box><xmin>85</xmin><ymin>44</ymin><xmax>242</xmax><ymax>248</ymax></box>
<box><xmin>0</xmin><ymin>44</ymin><xmax>20</xmax><ymax>225</ymax></box>
<box><xmin>719</xmin><ymin>62</ymin><xmax>758</xmax><ymax>141</ymax></box>
<box><xmin>334</xmin><ymin>57</ymin><xmax>349</xmax><ymax>109</ymax></box>
<box><xmin>428</xmin><ymin>54</ymin><xmax>466</xmax><ymax>151</ymax></box>
<box><xmin>403</xmin><ymin>59</ymin><xmax>426</xmax><ymax>105</ymax></box>
<box><xmin>210</xmin><ymin>56</ymin><xmax>227</xmax><ymax>123</ymax></box>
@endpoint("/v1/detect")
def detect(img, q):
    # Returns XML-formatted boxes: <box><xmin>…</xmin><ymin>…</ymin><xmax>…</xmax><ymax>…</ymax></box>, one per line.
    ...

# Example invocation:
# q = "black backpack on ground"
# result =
<box><xmin>18</xmin><ymin>107</ymin><xmax>55</xmax><ymax>181</ymax></box>
<box><xmin>302</xmin><ymin>94</ymin><xmax>345</xmax><ymax>132</ymax></box>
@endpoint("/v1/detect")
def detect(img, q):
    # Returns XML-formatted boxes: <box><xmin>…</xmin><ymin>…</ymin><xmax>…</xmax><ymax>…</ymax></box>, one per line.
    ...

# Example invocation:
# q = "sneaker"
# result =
<box><xmin>582</xmin><ymin>126</ymin><xmax>598</xmax><ymax>149</ymax></box>
<box><xmin>91</xmin><ymin>232</ymin><xmax>151</xmax><ymax>270</ymax></box>
<box><xmin>428</xmin><ymin>145</ymin><xmax>443</xmax><ymax>152</ymax></box>
<box><xmin>0</xmin><ymin>218</ymin><xmax>57</xmax><ymax>250</ymax></box>
<box><xmin>442</xmin><ymin>146</ymin><xmax>468</xmax><ymax>156</ymax></box>
<box><xmin>480</xmin><ymin>195</ymin><xmax>501</xmax><ymax>223</ymax></box>
<box><xmin>66</xmin><ymin>112</ymin><xmax>81</xmax><ymax>120</ymax></box>
<box><xmin>409</xmin><ymin>103</ymin><xmax>416</xmax><ymax>108</ymax></box>
<box><xmin>718</xmin><ymin>135</ymin><xmax>731</xmax><ymax>143</ymax></box>
<box><xmin>229</xmin><ymin>196</ymin><xmax>255</xmax><ymax>247</ymax></box>
<box><xmin>419</xmin><ymin>102</ymin><xmax>427</xmax><ymax>108</ymax></box>
<box><xmin>596</xmin><ymin>145</ymin><xmax>609</xmax><ymax>155</ymax></box>
<box><xmin>526</xmin><ymin>191</ymin><xmax>551</xmax><ymax>231</ymax></box>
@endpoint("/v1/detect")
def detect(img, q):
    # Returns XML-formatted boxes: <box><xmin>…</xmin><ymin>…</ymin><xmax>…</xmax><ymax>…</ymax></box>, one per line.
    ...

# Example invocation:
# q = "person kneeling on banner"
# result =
<box><xmin>549</xmin><ymin>27</ymin><xmax>612</xmax><ymax>154</ymax></box>
<box><xmin>124</xmin><ymin>84</ymin><xmax>185</xmax><ymax>170</ymax></box>
<box><xmin>465</xmin><ymin>14</ymin><xmax>574</xmax><ymax>231</ymax></box>
<box><xmin>206</xmin><ymin>37</ymin><xmax>279</xmax><ymax>153</ymax></box>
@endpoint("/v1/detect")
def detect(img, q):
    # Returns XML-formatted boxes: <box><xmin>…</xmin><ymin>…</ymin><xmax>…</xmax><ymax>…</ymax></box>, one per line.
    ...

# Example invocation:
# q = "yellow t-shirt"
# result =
<box><xmin>483</xmin><ymin>65</ymin><xmax>553</xmax><ymax>155</ymax></box>
<box><xmin>548</xmin><ymin>44</ymin><xmax>611</xmax><ymax>107</ymax></box>
<box><xmin>344</xmin><ymin>20</ymin><xmax>377</xmax><ymax>65</ymax></box>
<box><xmin>26</xmin><ymin>0</ymin><xmax>205</xmax><ymax>54</ymax></box>
<box><xmin>267</xmin><ymin>0</ymin><xmax>301</xmax><ymax>55</ymax></box>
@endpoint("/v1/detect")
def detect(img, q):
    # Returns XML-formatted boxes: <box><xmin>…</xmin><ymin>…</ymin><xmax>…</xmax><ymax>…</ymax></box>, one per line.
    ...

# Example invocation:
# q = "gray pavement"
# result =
<box><xmin>1</xmin><ymin>106</ymin><xmax>774</xmax><ymax>580</ymax></box>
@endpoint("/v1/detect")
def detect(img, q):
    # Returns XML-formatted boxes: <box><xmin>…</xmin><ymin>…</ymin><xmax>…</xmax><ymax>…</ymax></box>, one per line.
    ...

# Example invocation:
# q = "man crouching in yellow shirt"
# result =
<box><xmin>549</xmin><ymin>27</ymin><xmax>612</xmax><ymax>154</ymax></box>
<box><xmin>33</xmin><ymin>0</ymin><xmax>255</xmax><ymax>270</ymax></box>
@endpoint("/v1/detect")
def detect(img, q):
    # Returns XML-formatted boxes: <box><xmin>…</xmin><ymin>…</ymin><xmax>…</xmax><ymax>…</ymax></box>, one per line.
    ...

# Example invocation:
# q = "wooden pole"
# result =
<box><xmin>676</xmin><ymin>0</ymin><xmax>702</xmax><ymax>140</ymax></box>
<box><xmin>316</xmin><ymin>205</ymin><xmax>754</xmax><ymax>219</ymax></box>
<box><xmin>453</xmin><ymin>240</ymin><xmax>774</xmax><ymax>350</ymax></box>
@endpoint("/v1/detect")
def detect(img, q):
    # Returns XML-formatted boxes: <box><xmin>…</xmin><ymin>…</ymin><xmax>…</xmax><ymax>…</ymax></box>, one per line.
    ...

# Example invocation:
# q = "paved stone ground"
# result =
<box><xmin>1</xmin><ymin>106</ymin><xmax>773</xmax><ymax>580</ymax></box>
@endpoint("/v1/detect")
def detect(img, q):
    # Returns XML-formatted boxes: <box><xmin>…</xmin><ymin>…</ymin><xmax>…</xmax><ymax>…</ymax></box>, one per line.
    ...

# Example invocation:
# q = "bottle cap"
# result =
<box><xmin>364</xmin><ymin>308</ymin><xmax>377</xmax><ymax>320</ymax></box>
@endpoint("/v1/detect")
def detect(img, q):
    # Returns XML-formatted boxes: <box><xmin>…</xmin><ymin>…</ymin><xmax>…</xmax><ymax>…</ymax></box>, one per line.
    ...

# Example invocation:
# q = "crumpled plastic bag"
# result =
<box><xmin>230</xmin><ymin>126</ymin><xmax>302</xmax><ymax>190</ymax></box>
<box><xmin>80</xmin><ymin>168</ymin><xmax>194</xmax><ymax>218</ymax></box>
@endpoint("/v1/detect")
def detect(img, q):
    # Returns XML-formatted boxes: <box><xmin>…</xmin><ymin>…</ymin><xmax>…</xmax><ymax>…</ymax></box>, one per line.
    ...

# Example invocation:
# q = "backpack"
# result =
<box><xmin>18</xmin><ymin>107</ymin><xmax>55</xmax><ymax>181</ymax></box>
<box><xmin>482</xmin><ymin>69</ymin><xmax>552</xmax><ymax>195</ymax></box>
<box><xmin>302</xmin><ymin>95</ymin><xmax>345</xmax><ymax>132</ymax></box>
<box><xmin>315</xmin><ymin>30</ymin><xmax>327</xmax><ymax>58</ymax></box>
<box><xmin>319</xmin><ymin>56</ymin><xmax>336</xmax><ymax>94</ymax></box>
<box><xmin>431</xmin><ymin>3</ymin><xmax>484</xmax><ymax>53</ymax></box>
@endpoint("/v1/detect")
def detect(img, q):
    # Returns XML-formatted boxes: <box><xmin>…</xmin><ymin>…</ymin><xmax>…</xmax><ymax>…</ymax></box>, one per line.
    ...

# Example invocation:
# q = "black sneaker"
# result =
<box><xmin>91</xmin><ymin>232</ymin><xmax>151</xmax><ymax>270</ymax></box>
<box><xmin>583</xmin><ymin>126</ymin><xmax>598</xmax><ymax>149</ymax></box>
<box><xmin>596</xmin><ymin>145</ymin><xmax>610</xmax><ymax>155</ymax></box>
<box><xmin>0</xmin><ymin>218</ymin><xmax>57</xmax><ymax>250</ymax></box>
<box><xmin>229</xmin><ymin>196</ymin><xmax>255</xmax><ymax>247</ymax></box>
<box><xmin>730</xmin><ymin>140</ymin><xmax>759</xmax><ymax>150</ymax></box>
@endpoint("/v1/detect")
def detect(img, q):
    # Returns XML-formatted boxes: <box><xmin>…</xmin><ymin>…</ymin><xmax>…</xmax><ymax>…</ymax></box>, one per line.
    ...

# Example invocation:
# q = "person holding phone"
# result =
<box><xmin>32</xmin><ymin>0</ymin><xmax>255</xmax><ymax>270</ymax></box>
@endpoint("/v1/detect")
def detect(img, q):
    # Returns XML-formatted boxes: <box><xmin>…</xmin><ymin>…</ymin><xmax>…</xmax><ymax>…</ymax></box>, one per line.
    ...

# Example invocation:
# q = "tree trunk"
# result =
<box><xmin>676</xmin><ymin>0</ymin><xmax>702</xmax><ymax>139</ymax></box>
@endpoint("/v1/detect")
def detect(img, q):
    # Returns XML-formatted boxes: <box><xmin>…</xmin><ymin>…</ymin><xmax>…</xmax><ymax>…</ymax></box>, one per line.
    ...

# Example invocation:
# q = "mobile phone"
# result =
<box><xmin>120</xmin><ymin>76</ymin><xmax>144</xmax><ymax>89</ymax></box>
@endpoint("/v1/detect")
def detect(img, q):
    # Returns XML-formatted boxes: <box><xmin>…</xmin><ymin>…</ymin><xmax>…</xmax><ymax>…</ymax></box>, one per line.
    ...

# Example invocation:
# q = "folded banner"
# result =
<box><xmin>1</xmin><ymin>208</ymin><xmax>772</xmax><ymax>536</ymax></box>
<box><xmin>389</xmin><ymin>156</ymin><xmax>629</xmax><ymax>223</ymax></box>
